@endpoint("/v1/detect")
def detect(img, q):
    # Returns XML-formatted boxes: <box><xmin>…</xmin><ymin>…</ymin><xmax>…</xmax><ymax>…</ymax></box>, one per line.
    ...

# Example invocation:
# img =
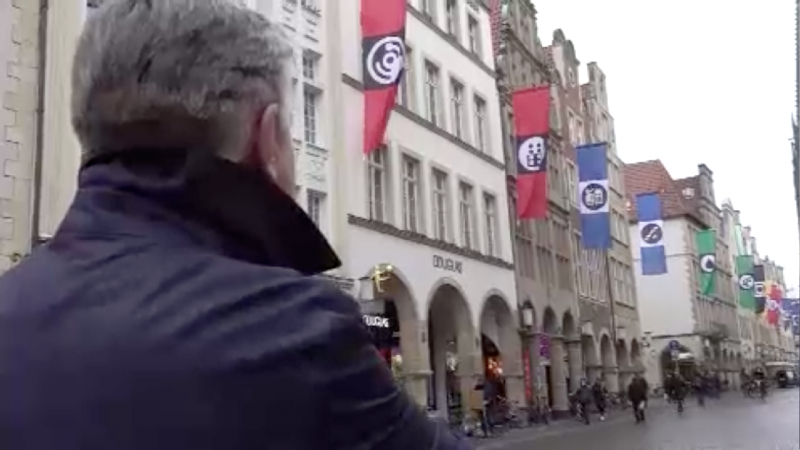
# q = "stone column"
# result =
<box><xmin>603</xmin><ymin>366</ymin><xmax>619</xmax><ymax>393</ymax></box>
<box><xmin>398</xmin><ymin>319</ymin><xmax>431</xmax><ymax>407</ymax></box>
<box><xmin>500</xmin><ymin>338</ymin><xmax>526</xmax><ymax>408</ymax></box>
<box><xmin>456</xmin><ymin>330</ymin><xmax>483</xmax><ymax>421</ymax></box>
<box><xmin>566</xmin><ymin>339</ymin><xmax>584</xmax><ymax>392</ymax></box>
<box><xmin>548</xmin><ymin>336</ymin><xmax>569</xmax><ymax>414</ymax></box>
<box><xmin>528</xmin><ymin>333</ymin><xmax>542</xmax><ymax>402</ymax></box>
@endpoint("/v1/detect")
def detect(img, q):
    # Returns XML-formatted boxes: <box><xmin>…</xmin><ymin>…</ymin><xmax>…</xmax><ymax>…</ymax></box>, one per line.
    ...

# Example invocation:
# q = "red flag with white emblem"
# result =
<box><xmin>361</xmin><ymin>0</ymin><xmax>407</xmax><ymax>156</ymax></box>
<box><xmin>512</xmin><ymin>86</ymin><xmax>550</xmax><ymax>219</ymax></box>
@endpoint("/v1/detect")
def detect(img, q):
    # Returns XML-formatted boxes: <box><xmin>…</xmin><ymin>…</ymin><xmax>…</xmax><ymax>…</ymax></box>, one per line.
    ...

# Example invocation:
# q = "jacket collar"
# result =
<box><xmin>60</xmin><ymin>148</ymin><xmax>341</xmax><ymax>275</ymax></box>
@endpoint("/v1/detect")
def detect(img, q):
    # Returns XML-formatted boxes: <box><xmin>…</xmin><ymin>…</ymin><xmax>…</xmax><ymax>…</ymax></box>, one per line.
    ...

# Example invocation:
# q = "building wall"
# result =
<box><xmin>250</xmin><ymin>0</ymin><xmax>344</xmax><ymax>254</ymax></box>
<box><xmin>339</xmin><ymin>2</ymin><xmax>514</xmax><ymax>294</ymax></box>
<box><xmin>629</xmin><ymin>218</ymin><xmax>696</xmax><ymax>338</ymax></box>
<box><xmin>336</xmin><ymin>0</ymin><xmax>521</xmax><ymax>409</ymax></box>
<box><xmin>0</xmin><ymin>0</ymin><xmax>42</xmax><ymax>269</ymax></box>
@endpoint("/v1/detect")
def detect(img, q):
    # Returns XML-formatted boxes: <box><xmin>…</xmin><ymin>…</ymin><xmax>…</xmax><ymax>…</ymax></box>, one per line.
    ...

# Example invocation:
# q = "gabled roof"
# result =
<box><xmin>622</xmin><ymin>159</ymin><xmax>702</xmax><ymax>224</ymax></box>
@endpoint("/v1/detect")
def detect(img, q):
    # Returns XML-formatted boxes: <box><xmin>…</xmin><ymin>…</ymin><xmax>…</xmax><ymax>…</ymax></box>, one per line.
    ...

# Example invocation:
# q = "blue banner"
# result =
<box><xmin>636</xmin><ymin>193</ymin><xmax>667</xmax><ymax>275</ymax></box>
<box><xmin>782</xmin><ymin>298</ymin><xmax>800</xmax><ymax>336</ymax></box>
<box><xmin>576</xmin><ymin>143</ymin><xmax>610</xmax><ymax>249</ymax></box>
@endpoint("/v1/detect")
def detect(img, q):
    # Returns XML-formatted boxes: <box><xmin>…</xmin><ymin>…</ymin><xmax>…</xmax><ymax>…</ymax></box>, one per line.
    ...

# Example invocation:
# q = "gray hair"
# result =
<box><xmin>72</xmin><ymin>0</ymin><xmax>294</xmax><ymax>158</ymax></box>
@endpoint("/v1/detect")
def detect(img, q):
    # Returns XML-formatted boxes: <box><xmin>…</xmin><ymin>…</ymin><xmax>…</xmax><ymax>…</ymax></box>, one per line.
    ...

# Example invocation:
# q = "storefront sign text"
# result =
<box><xmin>432</xmin><ymin>255</ymin><xmax>463</xmax><ymax>274</ymax></box>
<box><xmin>364</xmin><ymin>314</ymin><xmax>391</xmax><ymax>329</ymax></box>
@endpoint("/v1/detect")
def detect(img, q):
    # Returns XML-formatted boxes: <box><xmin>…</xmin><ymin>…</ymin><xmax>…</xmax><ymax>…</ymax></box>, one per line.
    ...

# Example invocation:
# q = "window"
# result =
<box><xmin>450</xmin><ymin>79</ymin><xmax>465</xmax><ymax>139</ymax></box>
<box><xmin>458</xmin><ymin>182</ymin><xmax>475</xmax><ymax>249</ymax></box>
<box><xmin>396</xmin><ymin>46</ymin><xmax>414</xmax><ymax>109</ymax></box>
<box><xmin>367</xmin><ymin>148</ymin><xmax>388</xmax><ymax>222</ymax></box>
<box><xmin>573</xmin><ymin>233</ymin><xmax>586</xmax><ymax>295</ymax></box>
<box><xmin>401</xmin><ymin>155</ymin><xmax>421</xmax><ymax>232</ymax></box>
<box><xmin>566</xmin><ymin>161</ymin><xmax>577</xmax><ymax>206</ymax></box>
<box><xmin>421</xmin><ymin>0</ymin><xmax>436</xmax><ymax>22</ymax></box>
<box><xmin>424</xmin><ymin>61</ymin><xmax>441</xmax><ymax>126</ymax></box>
<box><xmin>575</xmin><ymin>118</ymin><xmax>584</xmax><ymax>145</ymax></box>
<box><xmin>473</xmin><ymin>95</ymin><xmax>487</xmax><ymax>151</ymax></box>
<box><xmin>303</xmin><ymin>88</ymin><xmax>319</xmax><ymax>144</ymax></box>
<box><xmin>432</xmin><ymin>169</ymin><xmax>450</xmax><ymax>241</ymax></box>
<box><xmin>306</xmin><ymin>190</ymin><xmax>326</xmax><ymax>228</ymax></box>
<box><xmin>467</xmin><ymin>15</ymin><xmax>481</xmax><ymax>56</ymax></box>
<box><xmin>483</xmin><ymin>193</ymin><xmax>498</xmax><ymax>256</ymax></box>
<box><xmin>445</xmin><ymin>0</ymin><xmax>459</xmax><ymax>38</ymax></box>
<box><xmin>302</xmin><ymin>51</ymin><xmax>319</xmax><ymax>81</ymax></box>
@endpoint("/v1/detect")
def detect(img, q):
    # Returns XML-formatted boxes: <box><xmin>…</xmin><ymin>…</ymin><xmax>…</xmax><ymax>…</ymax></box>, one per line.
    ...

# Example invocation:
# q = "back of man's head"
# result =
<box><xmin>72</xmin><ymin>0</ymin><xmax>294</xmax><ymax>161</ymax></box>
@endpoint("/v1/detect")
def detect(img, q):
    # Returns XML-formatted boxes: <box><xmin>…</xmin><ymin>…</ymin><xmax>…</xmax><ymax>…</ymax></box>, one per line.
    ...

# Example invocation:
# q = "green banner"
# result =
<box><xmin>696</xmin><ymin>229</ymin><xmax>716</xmax><ymax>295</ymax></box>
<box><xmin>736</xmin><ymin>255</ymin><xmax>755</xmax><ymax>310</ymax></box>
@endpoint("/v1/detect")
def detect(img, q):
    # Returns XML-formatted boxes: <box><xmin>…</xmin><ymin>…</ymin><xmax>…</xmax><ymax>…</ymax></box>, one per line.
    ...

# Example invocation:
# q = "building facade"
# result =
<box><xmin>2</xmin><ymin>0</ymin><xmax>347</xmax><ymax>256</ymax></box>
<box><xmin>496</xmin><ymin>1</ymin><xmax>580</xmax><ymax>414</ymax></box>
<box><xmin>624</xmin><ymin>161</ymin><xmax>742</xmax><ymax>388</ymax></box>
<box><xmin>580</xmin><ymin>62</ymin><xmax>643</xmax><ymax>392</ymax></box>
<box><xmin>335</xmin><ymin>0</ymin><xmax>521</xmax><ymax>418</ymax></box>
<box><xmin>738</xmin><ymin>224</ymin><xmax>798</xmax><ymax>364</ymax></box>
<box><xmin>0</xmin><ymin>0</ymin><xmax>51</xmax><ymax>269</ymax></box>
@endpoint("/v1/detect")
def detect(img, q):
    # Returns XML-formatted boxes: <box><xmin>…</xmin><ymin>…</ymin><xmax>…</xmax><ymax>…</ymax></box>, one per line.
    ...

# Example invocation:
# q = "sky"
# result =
<box><xmin>532</xmin><ymin>0</ymin><xmax>799</xmax><ymax>292</ymax></box>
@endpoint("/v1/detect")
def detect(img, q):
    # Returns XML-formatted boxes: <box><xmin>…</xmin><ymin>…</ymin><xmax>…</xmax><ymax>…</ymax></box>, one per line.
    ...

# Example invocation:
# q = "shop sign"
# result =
<box><xmin>363</xmin><ymin>314</ymin><xmax>391</xmax><ymax>329</ymax></box>
<box><xmin>432</xmin><ymin>255</ymin><xmax>463</xmax><ymax>274</ymax></box>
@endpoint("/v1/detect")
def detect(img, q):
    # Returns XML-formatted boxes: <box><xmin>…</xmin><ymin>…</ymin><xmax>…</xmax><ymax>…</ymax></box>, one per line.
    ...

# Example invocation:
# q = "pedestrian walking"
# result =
<box><xmin>627</xmin><ymin>374</ymin><xmax>649</xmax><ymax>424</ymax></box>
<box><xmin>0</xmin><ymin>1</ymin><xmax>471</xmax><ymax>449</ymax></box>
<box><xmin>591</xmin><ymin>379</ymin><xmax>608</xmax><ymax>421</ymax></box>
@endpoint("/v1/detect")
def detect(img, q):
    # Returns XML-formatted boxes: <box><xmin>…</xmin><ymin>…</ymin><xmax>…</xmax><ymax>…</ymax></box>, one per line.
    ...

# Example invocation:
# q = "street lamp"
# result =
<box><xmin>520</xmin><ymin>303</ymin><xmax>535</xmax><ymax>330</ymax></box>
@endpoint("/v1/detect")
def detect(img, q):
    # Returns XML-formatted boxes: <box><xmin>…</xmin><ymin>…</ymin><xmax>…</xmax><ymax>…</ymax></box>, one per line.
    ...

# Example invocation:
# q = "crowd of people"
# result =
<box><xmin>565</xmin><ymin>366</ymin><xmax>774</xmax><ymax>427</ymax></box>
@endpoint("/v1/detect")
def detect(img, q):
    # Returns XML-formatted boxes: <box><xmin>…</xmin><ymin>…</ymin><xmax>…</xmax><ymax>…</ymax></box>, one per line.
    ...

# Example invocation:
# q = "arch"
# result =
<box><xmin>630</xmin><ymin>339</ymin><xmax>642</xmax><ymax>371</ymax></box>
<box><xmin>616</xmin><ymin>339</ymin><xmax>630</xmax><ymax>370</ymax></box>
<box><xmin>581</xmin><ymin>334</ymin><xmax>599</xmax><ymax>367</ymax></box>
<box><xmin>599</xmin><ymin>334</ymin><xmax>615</xmax><ymax>368</ymax></box>
<box><xmin>562</xmin><ymin>310</ymin><xmax>578</xmax><ymax>341</ymax></box>
<box><xmin>360</xmin><ymin>265</ymin><xmax>419</xmax><ymax>323</ymax></box>
<box><xmin>479</xmin><ymin>294</ymin><xmax>517</xmax><ymax>356</ymax></box>
<box><xmin>427</xmin><ymin>281</ymin><xmax>477</xmax><ymax>416</ymax></box>
<box><xmin>542</xmin><ymin>307</ymin><xmax>559</xmax><ymax>335</ymax></box>
<box><xmin>425</xmin><ymin>277</ymin><xmax>473</xmax><ymax>326</ymax></box>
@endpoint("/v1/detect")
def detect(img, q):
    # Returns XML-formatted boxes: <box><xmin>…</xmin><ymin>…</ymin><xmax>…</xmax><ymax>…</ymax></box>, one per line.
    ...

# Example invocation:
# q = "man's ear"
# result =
<box><xmin>256</xmin><ymin>104</ymin><xmax>282</xmax><ymax>167</ymax></box>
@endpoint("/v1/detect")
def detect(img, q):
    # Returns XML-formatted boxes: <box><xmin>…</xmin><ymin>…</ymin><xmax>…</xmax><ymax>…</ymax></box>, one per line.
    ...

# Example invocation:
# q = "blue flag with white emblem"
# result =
<box><xmin>576</xmin><ymin>143</ymin><xmax>610</xmax><ymax>249</ymax></box>
<box><xmin>636</xmin><ymin>193</ymin><xmax>667</xmax><ymax>275</ymax></box>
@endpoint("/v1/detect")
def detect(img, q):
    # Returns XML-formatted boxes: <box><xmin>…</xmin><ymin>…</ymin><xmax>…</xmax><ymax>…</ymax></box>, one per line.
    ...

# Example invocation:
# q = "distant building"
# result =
<box><xmin>623</xmin><ymin>161</ymin><xmax>741</xmax><ymax>387</ymax></box>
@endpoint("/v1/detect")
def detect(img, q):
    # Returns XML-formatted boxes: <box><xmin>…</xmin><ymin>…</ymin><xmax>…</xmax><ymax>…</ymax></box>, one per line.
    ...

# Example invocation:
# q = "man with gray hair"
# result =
<box><xmin>0</xmin><ymin>1</ymin><xmax>471</xmax><ymax>449</ymax></box>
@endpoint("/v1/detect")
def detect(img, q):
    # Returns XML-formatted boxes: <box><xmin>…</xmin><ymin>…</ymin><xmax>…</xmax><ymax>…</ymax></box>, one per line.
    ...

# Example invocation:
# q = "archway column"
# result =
<box><xmin>604</xmin><ymin>366</ymin><xmax>620</xmax><ymax>394</ymax></box>
<box><xmin>501</xmin><ymin>350</ymin><xmax>526</xmax><ymax>409</ymax></box>
<box><xmin>398</xmin><ymin>318</ymin><xmax>431</xmax><ymax>406</ymax></box>
<box><xmin>455</xmin><ymin>331</ymin><xmax>483</xmax><ymax>418</ymax></box>
<box><xmin>565</xmin><ymin>339</ymin><xmax>583</xmax><ymax>392</ymax></box>
<box><xmin>548</xmin><ymin>336</ymin><xmax>569</xmax><ymax>414</ymax></box>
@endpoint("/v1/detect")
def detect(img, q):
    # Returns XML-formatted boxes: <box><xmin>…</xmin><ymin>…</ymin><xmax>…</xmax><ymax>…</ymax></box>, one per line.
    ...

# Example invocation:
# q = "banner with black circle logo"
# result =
<box><xmin>753</xmin><ymin>264</ymin><xmax>766</xmax><ymax>314</ymax></box>
<box><xmin>361</xmin><ymin>0</ymin><xmax>407</xmax><ymax>156</ymax></box>
<box><xmin>735</xmin><ymin>255</ymin><xmax>755</xmax><ymax>310</ymax></box>
<box><xmin>512</xmin><ymin>86</ymin><xmax>550</xmax><ymax>219</ymax></box>
<box><xmin>577</xmin><ymin>143</ymin><xmax>611</xmax><ymax>249</ymax></box>
<box><xmin>695</xmin><ymin>229</ymin><xmax>716</xmax><ymax>295</ymax></box>
<box><xmin>635</xmin><ymin>193</ymin><xmax>667</xmax><ymax>275</ymax></box>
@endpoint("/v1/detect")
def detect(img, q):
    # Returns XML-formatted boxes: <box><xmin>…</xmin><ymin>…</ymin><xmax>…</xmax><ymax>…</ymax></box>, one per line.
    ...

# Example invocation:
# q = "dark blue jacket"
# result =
<box><xmin>0</xmin><ymin>150</ymin><xmax>470</xmax><ymax>450</ymax></box>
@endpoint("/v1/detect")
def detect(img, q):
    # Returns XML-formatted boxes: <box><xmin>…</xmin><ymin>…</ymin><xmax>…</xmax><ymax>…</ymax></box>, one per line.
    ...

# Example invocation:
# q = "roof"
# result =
<box><xmin>622</xmin><ymin>159</ymin><xmax>703</xmax><ymax>224</ymax></box>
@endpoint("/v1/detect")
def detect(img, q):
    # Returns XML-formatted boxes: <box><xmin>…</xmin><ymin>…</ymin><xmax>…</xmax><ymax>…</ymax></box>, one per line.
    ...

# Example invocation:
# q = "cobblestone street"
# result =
<box><xmin>475</xmin><ymin>389</ymin><xmax>800</xmax><ymax>450</ymax></box>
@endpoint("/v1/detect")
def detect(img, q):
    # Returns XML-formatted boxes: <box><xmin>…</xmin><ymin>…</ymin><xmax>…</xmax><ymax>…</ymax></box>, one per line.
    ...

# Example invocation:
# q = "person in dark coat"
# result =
<box><xmin>0</xmin><ymin>1</ymin><xmax>471</xmax><ymax>449</ymax></box>
<box><xmin>627</xmin><ymin>374</ymin><xmax>648</xmax><ymax>423</ymax></box>
<box><xmin>591</xmin><ymin>379</ymin><xmax>607</xmax><ymax>421</ymax></box>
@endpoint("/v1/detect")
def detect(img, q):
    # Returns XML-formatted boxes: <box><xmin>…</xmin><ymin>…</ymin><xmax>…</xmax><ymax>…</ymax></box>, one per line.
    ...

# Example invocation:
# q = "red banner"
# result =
<box><xmin>767</xmin><ymin>282</ymin><xmax>783</xmax><ymax>326</ymax></box>
<box><xmin>522</xmin><ymin>347</ymin><xmax>532</xmax><ymax>404</ymax></box>
<box><xmin>512</xmin><ymin>86</ymin><xmax>550</xmax><ymax>219</ymax></box>
<box><xmin>361</xmin><ymin>0</ymin><xmax>407</xmax><ymax>156</ymax></box>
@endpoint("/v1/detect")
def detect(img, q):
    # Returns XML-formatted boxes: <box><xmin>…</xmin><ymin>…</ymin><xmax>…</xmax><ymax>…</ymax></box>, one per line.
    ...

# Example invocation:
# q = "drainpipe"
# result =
<box><xmin>30</xmin><ymin>0</ymin><xmax>50</xmax><ymax>249</ymax></box>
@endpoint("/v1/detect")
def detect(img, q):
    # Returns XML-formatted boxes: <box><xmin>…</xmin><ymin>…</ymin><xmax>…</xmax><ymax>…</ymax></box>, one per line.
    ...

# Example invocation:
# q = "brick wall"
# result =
<box><xmin>0</xmin><ymin>0</ymin><xmax>41</xmax><ymax>271</ymax></box>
